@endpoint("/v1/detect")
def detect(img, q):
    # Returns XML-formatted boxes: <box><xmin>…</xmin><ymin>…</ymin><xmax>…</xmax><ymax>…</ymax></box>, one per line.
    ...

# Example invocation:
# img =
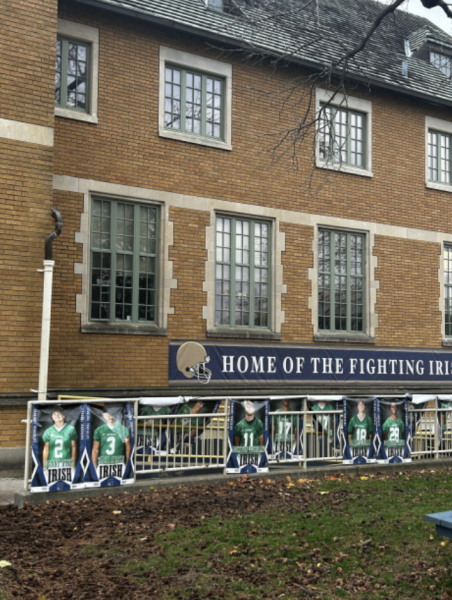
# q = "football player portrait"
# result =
<box><xmin>234</xmin><ymin>401</ymin><xmax>264</xmax><ymax>448</ymax></box>
<box><xmin>382</xmin><ymin>402</ymin><xmax>405</xmax><ymax>446</ymax></box>
<box><xmin>272</xmin><ymin>399</ymin><xmax>297</xmax><ymax>448</ymax></box>
<box><xmin>176</xmin><ymin>400</ymin><xmax>205</xmax><ymax>437</ymax></box>
<box><xmin>348</xmin><ymin>401</ymin><xmax>373</xmax><ymax>447</ymax></box>
<box><xmin>92</xmin><ymin>408</ymin><xmax>131</xmax><ymax>468</ymax></box>
<box><xmin>311</xmin><ymin>400</ymin><xmax>334</xmax><ymax>435</ymax></box>
<box><xmin>42</xmin><ymin>407</ymin><xmax>78</xmax><ymax>468</ymax></box>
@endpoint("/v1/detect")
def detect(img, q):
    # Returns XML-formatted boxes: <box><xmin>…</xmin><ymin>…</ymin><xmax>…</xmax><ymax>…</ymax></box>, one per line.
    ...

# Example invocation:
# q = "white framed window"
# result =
<box><xmin>203</xmin><ymin>209</ymin><xmax>285</xmax><ymax>340</ymax></box>
<box><xmin>310</xmin><ymin>224</ymin><xmax>377</xmax><ymax>343</ymax></box>
<box><xmin>430</xmin><ymin>52</ymin><xmax>451</xmax><ymax>77</ymax></box>
<box><xmin>159</xmin><ymin>46</ymin><xmax>232</xmax><ymax>151</ymax></box>
<box><xmin>315</xmin><ymin>89</ymin><xmax>373</xmax><ymax>178</ymax></box>
<box><xmin>215</xmin><ymin>215</ymin><xmax>270</xmax><ymax>328</ymax></box>
<box><xmin>55</xmin><ymin>19</ymin><xmax>99</xmax><ymax>125</ymax></box>
<box><xmin>425</xmin><ymin>116</ymin><xmax>452</xmax><ymax>193</ymax></box>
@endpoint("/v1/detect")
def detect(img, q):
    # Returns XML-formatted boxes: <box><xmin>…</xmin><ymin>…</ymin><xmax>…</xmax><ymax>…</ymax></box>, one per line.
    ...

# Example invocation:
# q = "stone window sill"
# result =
<box><xmin>314</xmin><ymin>333</ymin><xmax>376</xmax><ymax>344</ymax></box>
<box><xmin>316</xmin><ymin>160</ymin><xmax>373</xmax><ymax>178</ymax></box>
<box><xmin>442</xmin><ymin>338</ymin><xmax>452</xmax><ymax>347</ymax></box>
<box><xmin>82</xmin><ymin>322</ymin><xmax>167</xmax><ymax>336</ymax></box>
<box><xmin>55</xmin><ymin>107</ymin><xmax>98</xmax><ymax>124</ymax></box>
<box><xmin>207</xmin><ymin>328</ymin><xmax>282</xmax><ymax>341</ymax></box>
<box><xmin>427</xmin><ymin>181</ymin><xmax>452</xmax><ymax>194</ymax></box>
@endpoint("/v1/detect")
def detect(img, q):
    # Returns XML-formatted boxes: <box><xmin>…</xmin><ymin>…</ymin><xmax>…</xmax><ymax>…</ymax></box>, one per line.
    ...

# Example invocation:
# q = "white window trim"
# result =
<box><xmin>65</xmin><ymin>180</ymin><xmax>177</xmax><ymax>334</ymax></box>
<box><xmin>203</xmin><ymin>210</ymin><xmax>286</xmax><ymax>339</ymax></box>
<box><xmin>308</xmin><ymin>223</ymin><xmax>378</xmax><ymax>343</ymax></box>
<box><xmin>55</xmin><ymin>19</ymin><xmax>99</xmax><ymax>125</ymax></box>
<box><xmin>425</xmin><ymin>116</ymin><xmax>452</xmax><ymax>193</ymax></box>
<box><xmin>159</xmin><ymin>46</ymin><xmax>232</xmax><ymax>151</ymax></box>
<box><xmin>315</xmin><ymin>88</ymin><xmax>373</xmax><ymax>178</ymax></box>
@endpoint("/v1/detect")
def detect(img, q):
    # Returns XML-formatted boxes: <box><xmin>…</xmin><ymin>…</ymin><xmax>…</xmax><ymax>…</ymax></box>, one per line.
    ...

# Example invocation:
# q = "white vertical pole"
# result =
<box><xmin>38</xmin><ymin>260</ymin><xmax>55</xmax><ymax>401</ymax></box>
<box><xmin>303</xmin><ymin>397</ymin><xmax>307</xmax><ymax>471</ymax></box>
<box><xmin>23</xmin><ymin>401</ymin><xmax>33</xmax><ymax>491</ymax></box>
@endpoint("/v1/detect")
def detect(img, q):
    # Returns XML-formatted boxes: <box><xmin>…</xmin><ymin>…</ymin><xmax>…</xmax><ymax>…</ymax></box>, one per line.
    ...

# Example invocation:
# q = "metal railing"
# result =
<box><xmin>22</xmin><ymin>396</ymin><xmax>452</xmax><ymax>493</ymax></box>
<box><xmin>136</xmin><ymin>402</ymin><xmax>228</xmax><ymax>474</ymax></box>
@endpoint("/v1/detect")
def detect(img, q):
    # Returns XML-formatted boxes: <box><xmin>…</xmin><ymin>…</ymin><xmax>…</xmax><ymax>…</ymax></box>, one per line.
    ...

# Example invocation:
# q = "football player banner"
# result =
<box><xmin>343</xmin><ymin>398</ymin><xmax>378</xmax><ymax>464</ymax></box>
<box><xmin>31</xmin><ymin>404</ymin><xmax>84</xmax><ymax>493</ymax></box>
<box><xmin>84</xmin><ymin>403</ymin><xmax>135</xmax><ymax>488</ymax></box>
<box><xmin>226</xmin><ymin>400</ymin><xmax>269</xmax><ymax>474</ymax></box>
<box><xmin>168</xmin><ymin>400</ymin><xmax>222</xmax><ymax>458</ymax></box>
<box><xmin>377</xmin><ymin>398</ymin><xmax>411</xmax><ymax>463</ymax></box>
<box><xmin>307</xmin><ymin>397</ymin><xmax>342</xmax><ymax>459</ymax></box>
<box><xmin>269</xmin><ymin>399</ymin><xmax>302</xmax><ymax>460</ymax></box>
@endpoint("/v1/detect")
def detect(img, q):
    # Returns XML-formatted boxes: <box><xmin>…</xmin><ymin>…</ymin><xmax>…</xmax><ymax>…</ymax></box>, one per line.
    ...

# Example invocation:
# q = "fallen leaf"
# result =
<box><xmin>112</xmin><ymin>511</ymin><xmax>122</xmax><ymax>515</ymax></box>
<box><xmin>230</xmin><ymin>550</ymin><xmax>240</xmax><ymax>556</ymax></box>
<box><xmin>360</xmin><ymin>477</ymin><xmax>369</xmax><ymax>481</ymax></box>
<box><xmin>168</xmin><ymin>524</ymin><xmax>176</xmax><ymax>530</ymax></box>
<box><xmin>0</xmin><ymin>561</ymin><xmax>11</xmax><ymax>568</ymax></box>
<box><xmin>320</xmin><ymin>491</ymin><xmax>329</xmax><ymax>495</ymax></box>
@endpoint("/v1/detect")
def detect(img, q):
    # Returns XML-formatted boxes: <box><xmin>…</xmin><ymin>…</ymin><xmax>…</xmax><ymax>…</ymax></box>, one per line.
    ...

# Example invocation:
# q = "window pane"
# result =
<box><xmin>59</xmin><ymin>39</ymin><xmax>89</xmax><ymax>112</ymax></box>
<box><xmin>319</xmin><ymin>230</ymin><xmax>364</xmax><ymax>333</ymax></box>
<box><xmin>320</xmin><ymin>104</ymin><xmax>366</xmax><ymax>168</ymax></box>
<box><xmin>164</xmin><ymin>65</ymin><xmax>224</xmax><ymax>139</ymax></box>
<box><xmin>91</xmin><ymin>200</ymin><xmax>158</xmax><ymax>324</ymax></box>
<box><xmin>445</xmin><ymin>247</ymin><xmax>452</xmax><ymax>336</ymax></box>
<box><xmin>215</xmin><ymin>217</ymin><xmax>269</xmax><ymax>328</ymax></box>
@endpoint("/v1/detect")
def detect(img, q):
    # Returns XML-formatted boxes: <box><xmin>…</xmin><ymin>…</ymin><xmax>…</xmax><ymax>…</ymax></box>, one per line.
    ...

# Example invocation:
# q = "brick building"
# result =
<box><xmin>2</xmin><ymin>0</ymin><xmax>452</xmax><ymax>467</ymax></box>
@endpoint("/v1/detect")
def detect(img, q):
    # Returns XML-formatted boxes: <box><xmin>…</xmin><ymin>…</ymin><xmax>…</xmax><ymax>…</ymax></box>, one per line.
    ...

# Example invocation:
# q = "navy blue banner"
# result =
<box><xmin>169</xmin><ymin>341</ymin><xmax>452</xmax><ymax>385</ymax></box>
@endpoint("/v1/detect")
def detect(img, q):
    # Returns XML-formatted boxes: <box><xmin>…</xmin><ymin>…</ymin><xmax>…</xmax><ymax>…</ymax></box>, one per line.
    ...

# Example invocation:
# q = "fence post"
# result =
<box><xmin>133</xmin><ymin>399</ymin><xmax>139</xmax><ymax>481</ymax></box>
<box><xmin>435</xmin><ymin>397</ymin><xmax>439</xmax><ymax>460</ymax></box>
<box><xmin>303</xmin><ymin>397</ymin><xmax>307</xmax><ymax>471</ymax></box>
<box><xmin>223</xmin><ymin>399</ymin><xmax>229</xmax><ymax>474</ymax></box>
<box><xmin>23</xmin><ymin>401</ymin><xmax>33</xmax><ymax>491</ymax></box>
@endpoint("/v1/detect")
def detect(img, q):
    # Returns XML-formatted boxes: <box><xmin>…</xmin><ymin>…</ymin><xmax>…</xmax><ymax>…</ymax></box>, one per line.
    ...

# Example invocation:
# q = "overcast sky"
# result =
<box><xmin>403</xmin><ymin>0</ymin><xmax>451</xmax><ymax>34</ymax></box>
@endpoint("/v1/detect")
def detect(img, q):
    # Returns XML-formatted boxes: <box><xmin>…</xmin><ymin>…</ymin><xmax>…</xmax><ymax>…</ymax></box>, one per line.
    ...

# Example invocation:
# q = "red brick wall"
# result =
<box><xmin>374</xmin><ymin>236</ymin><xmax>442</xmax><ymax>348</ymax></box>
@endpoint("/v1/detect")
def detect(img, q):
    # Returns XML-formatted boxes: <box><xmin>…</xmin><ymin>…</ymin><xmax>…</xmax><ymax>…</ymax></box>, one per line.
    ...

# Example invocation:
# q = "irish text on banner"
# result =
<box><xmin>343</xmin><ymin>398</ymin><xmax>377</xmax><ymax>464</ymax></box>
<box><xmin>226</xmin><ymin>400</ymin><xmax>269</xmax><ymax>474</ymax></box>
<box><xmin>378</xmin><ymin>399</ymin><xmax>411</xmax><ymax>463</ymax></box>
<box><xmin>31</xmin><ymin>404</ymin><xmax>84</xmax><ymax>493</ymax></box>
<box><xmin>85</xmin><ymin>403</ymin><xmax>135</xmax><ymax>488</ymax></box>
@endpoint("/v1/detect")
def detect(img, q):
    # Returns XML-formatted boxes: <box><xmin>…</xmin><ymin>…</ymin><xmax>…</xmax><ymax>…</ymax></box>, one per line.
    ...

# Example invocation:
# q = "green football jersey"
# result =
<box><xmin>176</xmin><ymin>404</ymin><xmax>203</xmax><ymax>428</ymax></box>
<box><xmin>43</xmin><ymin>424</ymin><xmax>77</xmax><ymax>464</ymax></box>
<box><xmin>234</xmin><ymin>418</ymin><xmax>264</xmax><ymax>447</ymax></box>
<box><xmin>311</xmin><ymin>403</ymin><xmax>334</xmax><ymax>434</ymax></box>
<box><xmin>382</xmin><ymin>417</ymin><xmax>405</xmax><ymax>446</ymax></box>
<box><xmin>274</xmin><ymin>410</ymin><xmax>297</xmax><ymax>442</ymax></box>
<box><xmin>139</xmin><ymin>405</ymin><xmax>171</xmax><ymax>432</ymax></box>
<box><xmin>348</xmin><ymin>415</ymin><xmax>373</xmax><ymax>446</ymax></box>
<box><xmin>140</xmin><ymin>405</ymin><xmax>171</xmax><ymax>417</ymax></box>
<box><xmin>94</xmin><ymin>423</ymin><xmax>129</xmax><ymax>459</ymax></box>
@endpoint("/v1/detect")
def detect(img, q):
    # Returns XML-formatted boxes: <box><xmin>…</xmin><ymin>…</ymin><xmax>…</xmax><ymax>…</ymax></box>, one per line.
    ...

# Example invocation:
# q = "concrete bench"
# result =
<box><xmin>425</xmin><ymin>511</ymin><xmax>452</xmax><ymax>539</ymax></box>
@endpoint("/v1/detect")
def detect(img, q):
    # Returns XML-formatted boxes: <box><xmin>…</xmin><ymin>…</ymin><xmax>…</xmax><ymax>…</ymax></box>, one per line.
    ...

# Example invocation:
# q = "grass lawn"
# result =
<box><xmin>1</xmin><ymin>469</ymin><xmax>452</xmax><ymax>599</ymax></box>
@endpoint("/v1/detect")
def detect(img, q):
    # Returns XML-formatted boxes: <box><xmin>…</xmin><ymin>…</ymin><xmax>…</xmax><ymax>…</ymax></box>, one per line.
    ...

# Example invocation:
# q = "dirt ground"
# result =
<box><xmin>1</xmin><ymin>471</ymin><xmax>452</xmax><ymax>599</ymax></box>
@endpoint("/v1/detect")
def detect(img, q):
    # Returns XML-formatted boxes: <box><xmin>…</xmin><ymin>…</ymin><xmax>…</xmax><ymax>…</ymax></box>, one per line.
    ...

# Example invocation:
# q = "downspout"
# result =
<box><xmin>37</xmin><ymin>209</ymin><xmax>63</xmax><ymax>401</ymax></box>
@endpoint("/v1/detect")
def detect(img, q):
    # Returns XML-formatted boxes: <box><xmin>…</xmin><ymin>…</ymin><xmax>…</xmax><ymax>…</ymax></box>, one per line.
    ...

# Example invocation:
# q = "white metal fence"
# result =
<box><xmin>22</xmin><ymin>396</ymin><xmax>452</xmax><ymax>491</ymax></box>
<box><xmin>136</xmin><ymin>403</ymin><xmax>228</xmax><ymax>474</ymax></box>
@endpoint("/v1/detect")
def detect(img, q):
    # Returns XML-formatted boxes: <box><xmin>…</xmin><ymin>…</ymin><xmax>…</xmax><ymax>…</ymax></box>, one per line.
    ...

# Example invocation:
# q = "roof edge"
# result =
<box><xmin>71</xmin><ymin>0</ymin><xmax>452</xmax><ymax>109</ymax></box>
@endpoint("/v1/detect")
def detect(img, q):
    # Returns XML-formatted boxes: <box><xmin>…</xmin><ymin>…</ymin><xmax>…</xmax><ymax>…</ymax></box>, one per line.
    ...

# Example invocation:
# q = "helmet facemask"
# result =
<box><xmin>189</xmin><ymin>357</ymin><xmax>212</xmax><ymax>384</ymax></box>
